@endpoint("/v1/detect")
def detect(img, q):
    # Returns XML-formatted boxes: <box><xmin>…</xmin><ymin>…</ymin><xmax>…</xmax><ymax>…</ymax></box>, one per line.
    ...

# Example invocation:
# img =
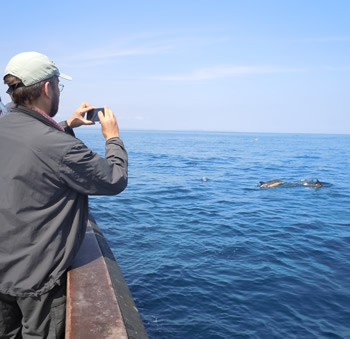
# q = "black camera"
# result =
<box><xmin>86</xmin><ymin>108</ymin><xmax>105</xmax><ymax>122</ymax></box>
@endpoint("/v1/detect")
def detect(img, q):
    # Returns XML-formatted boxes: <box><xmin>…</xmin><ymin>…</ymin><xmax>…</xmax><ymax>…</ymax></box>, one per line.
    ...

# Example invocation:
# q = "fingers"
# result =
<box><xmin>97</xmin><ymin>109</ymin><xmax>105</xmax><ymax>121</ymax></box>
<box><xmin>80</xmin><ymin>101</ymin><xmax>93</xmax><ymax>109</ymax></box>
<box><xmin>99</xmin><ymin>106</ymin><xmax>119</xmax><ymax>140</ymax></box>
<box><xmin>68</xmin><ymin>104</ymin><xmax>119</xmax><ymax>135</ymax></box>
<box><xmin>98</xmin><ymin>106</ymin><xmax>115</xmax><ymax>122</ymax></box>
<box><xmin>79</xmin><ymin>102</ymin><xmax>95</xmax><ymax>115</ymax></box>
<box><xmin>81</xmin><ymin>118</ymin><xmax>95</xmax><ymax>125</ymax></box>
<box><xmin>67</xmin><ymin>102</ymin><xmax>96</xmax><ymax>128</ymax></box>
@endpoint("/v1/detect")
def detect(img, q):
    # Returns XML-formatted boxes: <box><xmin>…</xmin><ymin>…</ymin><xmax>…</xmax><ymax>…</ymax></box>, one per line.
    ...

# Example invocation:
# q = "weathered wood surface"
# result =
<box><xmin>66</xmin><ymin>214</ymin><xmax>148</xmax><ymax>339</ymax></box>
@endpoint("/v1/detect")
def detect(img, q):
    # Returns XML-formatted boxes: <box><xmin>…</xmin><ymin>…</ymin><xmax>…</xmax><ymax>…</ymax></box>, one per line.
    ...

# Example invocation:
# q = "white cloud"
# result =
<box><xmin>119</xmin><ymin>115</ymin><xmax>146</xmax><ymax>122</ymax></box>
<box><xmin>65</xmin><ymin>45</ymin><xmax>171</xmax><ymax>62</ymax></box>
<box><xmin>154</xmin><ymin>65</ymin><xmax>305</xmax><ymax>81</ymax></box>
<box><xmin>59</xmin><ymin>30</ymin><xmax>229</xmax><ymax>67</ymax></box>
<box><xmin>134</xmin><ymin>116</ymin><xmax>145</xmax><ymax>121</ymax></box>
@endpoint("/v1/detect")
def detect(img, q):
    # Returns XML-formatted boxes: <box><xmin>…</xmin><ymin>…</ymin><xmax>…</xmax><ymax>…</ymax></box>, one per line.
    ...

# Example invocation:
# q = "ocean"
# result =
<box><xmin>75</xmin><ymin>129</ymin><xmax>350</xmax><ymax>339</ymax></box>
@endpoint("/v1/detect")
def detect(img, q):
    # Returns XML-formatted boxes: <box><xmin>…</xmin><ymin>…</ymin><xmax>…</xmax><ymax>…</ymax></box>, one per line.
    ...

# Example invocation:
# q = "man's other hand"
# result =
<box><xmin>99</xmin><ymin>106</ymin><xmax>120</xmax><ymax>140</ymax></box>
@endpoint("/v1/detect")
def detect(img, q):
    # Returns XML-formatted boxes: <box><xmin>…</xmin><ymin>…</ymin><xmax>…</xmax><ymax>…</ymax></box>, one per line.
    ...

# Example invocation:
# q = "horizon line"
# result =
<box><xmin>76</xmin><ymin>126</ymin><xmax>349</xmax><ymax>136</ymax></box>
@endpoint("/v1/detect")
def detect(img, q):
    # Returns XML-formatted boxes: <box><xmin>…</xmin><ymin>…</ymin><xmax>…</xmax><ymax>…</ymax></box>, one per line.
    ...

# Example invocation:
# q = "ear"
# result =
<box><xmin>42</xmin><ymin>81</ymin><xmax>51</xmax><ymax>98</ymax></box>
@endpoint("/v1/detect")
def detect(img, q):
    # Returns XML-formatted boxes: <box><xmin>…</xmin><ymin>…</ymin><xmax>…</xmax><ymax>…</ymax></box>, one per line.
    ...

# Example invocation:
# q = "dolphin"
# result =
<box><xmin>259</xmin><ymin>180</ymin><xmax>285</xmax><ymax>188</ymax></box>
<box><xmin>303</xmin><ymin>179</ymin><xmax>323</xmax><ymax>188</ymax></box>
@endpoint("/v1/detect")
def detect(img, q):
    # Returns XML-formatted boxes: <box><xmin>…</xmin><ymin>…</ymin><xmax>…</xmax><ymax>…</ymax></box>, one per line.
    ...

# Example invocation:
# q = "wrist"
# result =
<box><xmin>66</xmin><ymin>118</ymin><xmax>73</xmax><ymax>128</ymax></box>
<box><xmin>104</xmin><ymin>133</ymin><xmax>119</xmax><ymax>140</ymax></box>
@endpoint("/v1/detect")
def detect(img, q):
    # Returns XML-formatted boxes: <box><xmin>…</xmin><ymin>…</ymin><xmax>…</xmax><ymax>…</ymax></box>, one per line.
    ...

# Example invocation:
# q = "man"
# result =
<box><xmin>0</xmin><ymin>52</ymin><xmax>128</xmax><ymax>338</ymax></box>
<box><xmin>0</xmin><ymin>96</ymin><xmax>6</xmax><ymax>115</ymax></box>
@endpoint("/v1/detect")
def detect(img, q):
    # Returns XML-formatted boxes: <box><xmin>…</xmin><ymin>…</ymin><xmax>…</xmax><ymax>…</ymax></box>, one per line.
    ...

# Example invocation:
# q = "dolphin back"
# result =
<box><xmin>259</xmin><ymin>180</ymin><xmax>285</xmax><ymax>188</ymax></box>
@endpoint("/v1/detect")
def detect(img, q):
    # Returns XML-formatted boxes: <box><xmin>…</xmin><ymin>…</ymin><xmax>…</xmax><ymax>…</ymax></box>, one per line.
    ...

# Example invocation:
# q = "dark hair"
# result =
<box><xmin>3</xmin><ymin>75</ymin><xmax>46</xmax><ymax>106</ymax></box>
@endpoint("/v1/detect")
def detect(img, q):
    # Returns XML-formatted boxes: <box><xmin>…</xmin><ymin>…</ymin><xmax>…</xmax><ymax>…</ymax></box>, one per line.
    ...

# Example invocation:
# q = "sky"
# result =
<box><xmin>1</xmin><ymin>0</ymin><xmax>350</xmax><ymax>134</ymax></box>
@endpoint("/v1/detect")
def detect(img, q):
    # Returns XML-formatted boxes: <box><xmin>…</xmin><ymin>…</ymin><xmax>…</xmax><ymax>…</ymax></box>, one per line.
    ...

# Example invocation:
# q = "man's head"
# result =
<box><xmin>3</xmin><ymin>52</ymin><xmax>71</xmax><ymax>116</ymax></box>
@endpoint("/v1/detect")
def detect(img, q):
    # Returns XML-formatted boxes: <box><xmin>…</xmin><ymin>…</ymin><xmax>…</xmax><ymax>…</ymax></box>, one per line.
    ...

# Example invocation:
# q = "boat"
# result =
<box><xmin>66</xmin><ymin>212</ymin><xmax>148</xmax><ymax>338</ymax></box>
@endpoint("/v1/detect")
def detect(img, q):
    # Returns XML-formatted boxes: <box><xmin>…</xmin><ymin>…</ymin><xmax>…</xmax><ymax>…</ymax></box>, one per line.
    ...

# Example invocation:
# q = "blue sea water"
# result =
<box><xmin>75</xmin><ymin>129</ymin><xmax>350</xmax><ymax>339</ymax></box>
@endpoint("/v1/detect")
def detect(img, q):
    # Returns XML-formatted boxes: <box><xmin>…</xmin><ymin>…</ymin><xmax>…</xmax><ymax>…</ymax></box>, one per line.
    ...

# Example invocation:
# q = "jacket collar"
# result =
<box><xmin>13</xmin><ymin>105</ymin><xmax>64</xmax><ymax>131</ymax></box>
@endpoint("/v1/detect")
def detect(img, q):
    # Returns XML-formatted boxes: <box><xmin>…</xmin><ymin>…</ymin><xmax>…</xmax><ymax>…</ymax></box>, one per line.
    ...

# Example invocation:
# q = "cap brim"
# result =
<box><xmin>59</xmin><ymin>72</ymin><xmax>72</xmax><ymax>81</ymax></box>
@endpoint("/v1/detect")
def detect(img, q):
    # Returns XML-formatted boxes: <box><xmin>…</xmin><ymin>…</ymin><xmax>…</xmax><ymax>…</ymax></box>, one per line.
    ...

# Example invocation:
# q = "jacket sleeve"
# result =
<box><xmin>59</xmin><ymin>137</ymin><xmax>128</xmax><ymax>195</ymax></box>
<box><xmin>59</xmin><ymin>120</ymin><xmax>75</xmax><ymax>137</ymax></box>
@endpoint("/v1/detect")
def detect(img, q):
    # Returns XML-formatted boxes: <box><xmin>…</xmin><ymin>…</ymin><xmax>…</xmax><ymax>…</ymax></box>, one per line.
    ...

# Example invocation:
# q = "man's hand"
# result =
<box><xmin>67</xmin><ymin>102</ymin><xmax>95</xmax><ymax>128</ymax></box>
<box><xmin>99</xmin><ymin>106</ymin><xmax>120</xmax><ymax>140</ymax></box>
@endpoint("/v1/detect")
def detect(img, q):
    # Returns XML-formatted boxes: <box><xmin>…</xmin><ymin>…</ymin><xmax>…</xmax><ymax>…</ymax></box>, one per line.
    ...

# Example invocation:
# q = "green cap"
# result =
<box><xmin>4</xmin><ymin>52</ymin><xmax>72</xmax><ymax>86</ymax></box>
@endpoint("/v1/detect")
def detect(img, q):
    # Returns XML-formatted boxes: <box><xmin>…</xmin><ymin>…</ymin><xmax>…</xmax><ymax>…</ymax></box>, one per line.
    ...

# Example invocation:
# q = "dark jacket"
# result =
<box><xmin>0</xmin><ymin>105</ymin><xmax>128</xmax><ymax>297</ymax></box>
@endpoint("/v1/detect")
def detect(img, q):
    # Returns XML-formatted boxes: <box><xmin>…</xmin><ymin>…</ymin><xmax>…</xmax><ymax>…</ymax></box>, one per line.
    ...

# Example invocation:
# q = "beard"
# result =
<box><xmin>49</xmin><ymin>89</ymin><xmax>59</xmax><ymax>117</ymax></box>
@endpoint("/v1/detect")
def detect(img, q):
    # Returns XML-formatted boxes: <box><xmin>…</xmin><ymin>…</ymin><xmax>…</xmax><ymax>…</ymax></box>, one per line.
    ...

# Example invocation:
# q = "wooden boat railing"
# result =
<box><xmin>66</xmin><ymin>212</ymin><xmax>148</xmax><ymax>338</ymax></box>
